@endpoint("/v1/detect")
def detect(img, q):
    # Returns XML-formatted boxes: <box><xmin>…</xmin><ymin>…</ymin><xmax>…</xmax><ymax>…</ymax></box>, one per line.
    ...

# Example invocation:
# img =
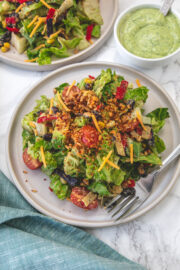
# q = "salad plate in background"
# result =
<box><xmin>0</xmin><ymin>0</ymin><xmax>118</xmax><ymax>71</ymax></box>
<box><xmin>6</xmin><ymin>62</ymin><xmax>180</xmax><ymax>227</ymax></box>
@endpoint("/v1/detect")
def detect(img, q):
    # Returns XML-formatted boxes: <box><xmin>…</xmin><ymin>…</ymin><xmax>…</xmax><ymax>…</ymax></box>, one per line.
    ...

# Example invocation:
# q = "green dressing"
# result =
<box><xmin>118</xmin><ymin>8</ymin><xmax>180</xmax><ymax>58</ymax></box>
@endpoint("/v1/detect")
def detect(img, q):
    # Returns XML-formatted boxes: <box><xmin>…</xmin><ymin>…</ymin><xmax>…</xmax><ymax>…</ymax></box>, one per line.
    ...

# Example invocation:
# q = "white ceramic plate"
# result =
<box><xmin>0</xmin><ymin>0</ymin><xmax>118</xmax><ymax>71</ymax></box>
<box><xmin>6</xmin><ymin>62</ymin><xmax>180</xmax><ymax>228</ymax></box>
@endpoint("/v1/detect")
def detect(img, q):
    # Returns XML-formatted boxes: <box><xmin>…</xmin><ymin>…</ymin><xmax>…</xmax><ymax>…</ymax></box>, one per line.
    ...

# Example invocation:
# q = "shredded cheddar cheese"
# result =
<box><xmin>40</xmin><ymin>0</ymin><xmax>52</xmax><ymax>9</ymax></box>
<box><xmin>57</xmin><ymin>91</ymin><xmax>70</xmax><ymax>112</ymax></box>
<box><xmin>40</xmin><ymin>146</ymin><xmax>47</xmax><ymax>168</ymax></box>
<box><xmin>29</xmin><ymin>122</ymin><xmax>38</xmax><ymax>135</ymax></box>
<box><xmin>91</xmin><ymin>114</ymin><xmax>101</xmax><ymax>133</ymax></box>
<box><xmin>35</xmin><ymin>44</ymin><xmax>45</xmax><ymax>50</ymax></box>
<box><xmin>41</xmin><ymin>24</ymin><xmax>47</xmax><ymax>35</ymax></box>
<box><xmin>98</xmin><ymin>150</ymin><xmax>113</xmax><ymax>172</ymax></box>
<box><xmin>29</xmin><ymin>122</ymin><xmax>36</xmax><ymax>128</ymax></box>
<box><xmin>30</xmin><ymin>17</ymin><xmax>46</xmax><ymax>38</ymax></box>
<box><xmin>15</xmin><ymin>3</ymin><xmax>25</xmax><ymax>13</ymax></box>
<box><xmin>103</xmin><ymin>157</ymin><xmax>120</xmax><ymax>170</ymax></box>
<box><xmin>130</xmin><ymin>144</ymin><xmax>133</xmax><ymax>164</ymax></box>
<box><xmin>136</xmin><ymin>79</ymin><xmax>141</xmax><ymax>87</ymax></box>
<box><xmin>50</xmin><ymin>29</ymin><xmax>63</xmax><ymax>39</ymax></box>
<box><xmin>24</xmin><ymin>58</ymin><xmax>38</xmax><ymax>62</ymax></box>
<box><xmin>66</xmin><ymin>80</ymin><xmax>76</xmax><ymax>96</ymax></box>
<box><xmin>136</xmin><ymin>111</ymin><xmax>146</xmax><ymax>131</ymax></box>
<box><xmin>89</xmin><ymin>39</ymin><xmax>93</xmax><ymax>45</ymax></box>
<box><xmin>49</xmin><ymin>98</ymin><xmax>54</xmax><ymax>115</ymax></box>
<box><xmin>27</xmin><ymin>15</ymin><xmax>39</xmax><ymax>28</ymax></box>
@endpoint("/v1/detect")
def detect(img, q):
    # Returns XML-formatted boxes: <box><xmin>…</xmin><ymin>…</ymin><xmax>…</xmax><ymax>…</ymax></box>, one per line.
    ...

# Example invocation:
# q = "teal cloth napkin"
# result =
<box><xmin>0</xmin><ymin>171</ymin><xmax>146</xmax><ymax>270</ymax></box>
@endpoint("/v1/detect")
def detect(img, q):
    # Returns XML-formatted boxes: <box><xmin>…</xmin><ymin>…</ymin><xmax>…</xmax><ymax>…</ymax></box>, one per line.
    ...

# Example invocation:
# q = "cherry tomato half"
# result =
<box><xmin>70</xmin><ymin>187</ymin><xmax>98</xmax><ymax>210</ymax></box>
<box><xmin>81</xmin><ymin>125</ymin><xmax>99</xmax><ymax>148</ymax></box>
<box><xmin>23</xmin><ymin>148</ymin><xmax>42</xmax><ymax>170</ymax></box>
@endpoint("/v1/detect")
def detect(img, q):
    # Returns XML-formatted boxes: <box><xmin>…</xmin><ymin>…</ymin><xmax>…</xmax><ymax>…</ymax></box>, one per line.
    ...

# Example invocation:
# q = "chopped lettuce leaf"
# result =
<box><xmin>91</xmin><ymin>25</ymin><xmax>101</xmax><ymax>38</ymax></box>
<box><xmin>93</xmin><ymin>69</ymin><xmax>112</xmax><ymax>98</ymax></box>
<box><xmin>50</xmin><ymin>174</ymin><xmax>69</xmax><ymax>200</ymax></box>
<box><xmin>124</xmin><ymin>86</ymin><xmax>149</xmax><ymax>103</ymax></box>
<box><xmin>147</xmin><ymin>108</ymin><xmax>169</xmax><ymax>133</ymax></box>
<box><xmin>88</xmin><ymin>182</ymin><xmax>110</xmax><ymax>196</ymax></box>
<box><xmin>37</xmin><ymin>47</ymin><xmax>70</xmax><ymax>65</ymax></box>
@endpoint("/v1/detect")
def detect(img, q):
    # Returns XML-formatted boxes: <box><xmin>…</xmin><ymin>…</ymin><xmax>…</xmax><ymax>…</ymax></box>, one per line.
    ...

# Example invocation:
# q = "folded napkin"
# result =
<box><xmin>0</xmin><ymin>171</ymin><xmax>146</xmax><ymax>270</ymax></box>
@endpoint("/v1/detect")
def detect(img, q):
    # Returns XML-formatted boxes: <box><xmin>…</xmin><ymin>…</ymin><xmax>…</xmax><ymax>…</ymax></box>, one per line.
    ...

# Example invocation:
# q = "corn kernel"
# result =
<box><xmin>47</xmin><ymin>38</ymin><xmax>55</xmax><ymax>44</ymax></box>
<box><xmin>2</xmin><ymin>20</ymin><xmax>6</xmax><ymax>28</ymax></box>
<box><xmin>84</xmin><ymin>78</ymin><xmax>92</xmax><ymax>84</ymax></box>
<box><xmin>4</xmin><ymin>42</ymin><xmax>10</xmax><ymax>49</ymax></box>
<box><xmin>1</xmin><ymin>46</ymin><xmax>8</xmax><ymax>53</ymax></box>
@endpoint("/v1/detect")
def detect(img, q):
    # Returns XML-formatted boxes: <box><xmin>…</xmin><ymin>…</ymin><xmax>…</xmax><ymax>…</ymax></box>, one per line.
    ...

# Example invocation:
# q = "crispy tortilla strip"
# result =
<box><xmin>82</xmin><ymin>0</ymin><xmax>103</xmax><ymax>25</ymax></box>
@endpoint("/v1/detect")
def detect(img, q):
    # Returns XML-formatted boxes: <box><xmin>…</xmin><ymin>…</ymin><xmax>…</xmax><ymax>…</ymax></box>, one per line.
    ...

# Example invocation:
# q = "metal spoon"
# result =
<box><xmin>160</xmin><ymin>0</ymin><xmax>174</xmax><ymax>16</ymax></box>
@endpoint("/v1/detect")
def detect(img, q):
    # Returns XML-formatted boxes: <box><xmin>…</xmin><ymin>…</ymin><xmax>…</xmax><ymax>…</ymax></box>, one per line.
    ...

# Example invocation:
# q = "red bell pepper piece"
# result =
<box><xmin>37</xmin><ymin>115</ymin><xmax>57</xmax><ymax>123</ymax></box>
<box><xmin>136</xmin><ymin>126</ymin><xmax>142</xmax><ymax>135</ymax></box>
<box><xmin>47</xmin><ymin>8</ymin><xmax>56</xmax><ymax>20</ymax></box>
<box><xmin>89</xmin><ymin>75</ymin><xmax>95</xmax><ymax>80</ymax></box>
<box><xmin>115</xmin><ymin>80</ymin><xmax>128</xmax><ymax>100</ymax></box>
<box><xmin>86</xmin><ymin>24</ymin><xmax>94</xmax><ymax>41</ymax></box>
<box><xmin>6</xmin><ymin>17</ymin><xmax>16</xmax><ymax>25</ymax></box>
<box><xmin>6</xmin><ymin>26</ymin><xmax>19</xmax><ymax>33</ymax></box>
<box><xmin>49</xmin><ymin>187</ymin><xmax>53</xmax><ymax>192</ymax></box>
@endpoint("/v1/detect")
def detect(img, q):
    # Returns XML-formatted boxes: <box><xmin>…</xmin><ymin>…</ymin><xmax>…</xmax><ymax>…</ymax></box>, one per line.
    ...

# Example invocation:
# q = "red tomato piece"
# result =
<box><xmin>46</xmin><ymin>8</ymin><xmax>56</xmax><ymax>19</ymax></box>
<box><xmin>115</xmin><ymin>80</ymin><xmax>128</xmax><ymax>100</ymax></box>
<box><xmin>122</xmin><ymin>179</ymin><xmax>135</xmax><ymax>189</ymax></box>
<box><xmin>6</xmin><ymin>26</ymin><xmax>19</xmax><ymax>33</ymax></box>
<box><xmin>70</xmin><ymin>187</ymin><xmax>98</xmax><ymax>210</ymax></box>
<box><xmin>81</xmin><ymin>125</ymin><xmax>99</xmax><ymax>148</ymax></box>
<box><xmin>23</xmin><ymin>148</ymin><xmax>42</xmax><ymax>170</ymax></box>
<box><xmin>89</xmin><ymin>75</ymin><xmax>95</xmax><ymax>80</ymax></box>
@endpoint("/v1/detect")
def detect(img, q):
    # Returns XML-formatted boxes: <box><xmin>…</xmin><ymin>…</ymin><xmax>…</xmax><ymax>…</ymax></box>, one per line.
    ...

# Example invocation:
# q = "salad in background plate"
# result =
<box><xmin>0</xmin><ymin>0</ymin><xmax>103</xmax><ymax>65</ymax></box>
<box><xmin>21</xmin><ymin>69</ymin><xmax>169</xmax><ymax>210</ymax></box>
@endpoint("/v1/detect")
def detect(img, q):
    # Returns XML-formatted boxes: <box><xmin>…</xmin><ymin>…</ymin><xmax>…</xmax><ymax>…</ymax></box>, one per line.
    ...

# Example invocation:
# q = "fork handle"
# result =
<box><xmin>158</xmin><ymin>144</ymin><xmax>180</xmax><ymax>173</ymax></box>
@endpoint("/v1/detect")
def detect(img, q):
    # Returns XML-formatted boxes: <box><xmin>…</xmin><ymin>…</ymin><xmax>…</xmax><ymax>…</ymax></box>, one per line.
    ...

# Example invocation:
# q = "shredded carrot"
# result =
<box><xmin>136</xmin><ymin>111</ymin><xmax>146</xmax><ymax>131</ymax></box>
<box><xmin>34</xmin><ymin>44</ymin><xmax>45</xmax><ymax>50</ymax></box>
<box><xmin>24</xmin><ymin>58</ymin><xmax>38</xmax><ymax>63</ymax></box>
<box><xmin>40</xmin><ymin>0</ymin><xmax>52</xmax><ymax>9</ymax></box>
<box><xmin>30</xmin><ymin>17</ymin><xmax>46</xmax><ymax>38</ymax></box>
<box><xmin>136</xmin><ymin>79</ymin><xmax>141</xmax><ymax>87</ymax></box>
<box><xmin>66</xmin><ymin>80</ymin><xmax>76</xmax><ymax>96</ymax></box>
<box><xmin>41</xmin><ymin>24</ymin><xmax>47</xmax><ymax>35</ymax></box>
<box><xmin>57</xmin><ymin>91</ymin><xmax>70</xmax><ymax>112</ymax></box>
<box><xmin>103</xmin><ymin>158</ymin><xmax>120</xmax><ymax>170</ymax></box>
<box><xmin>91</xmin><ymin>114</ymin><xmax>101</xmax><ymax>134</ymax></box>
<box><xmin>15</xmin><ymin>3</ymin><xmax>25</xmax><ymax>13</ymax></box>
<box><xmin>130</xmin><ymin>144</ymin><xmax>133</xmax><ymax>164</ymax></box>
<box><xmin>89</xmin><ymin>39</ymin><xmax>93</xmax><ymax>45</ymax></box>
<box><xmin>27</xmin><ymin>15</ymin><xmax>39</xmax><ymax>28</ymax></box>
<box><xmin>50</xmin><ymin>29</ymin><xmax>63</xmax><ymax>39</ymax></box>
<box><xmin>40</xmin><ymin>146</ymin><xmax>47</xmax><ymax>168</ymax></box>
<box><xmin>49</xmin><ymin>98</ymin><xmax>54</xmax><ymax>115</ymax></box>
<box><xmin>98</xmin><ymin>150</ymin><xmax>113</xmax><ymax>172</ymax></box>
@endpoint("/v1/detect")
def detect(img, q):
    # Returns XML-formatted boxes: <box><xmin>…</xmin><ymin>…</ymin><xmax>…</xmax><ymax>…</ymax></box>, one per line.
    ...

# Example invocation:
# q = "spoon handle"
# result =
<box><xmin>160</xmin><ymin>0</ymin><xmax>174</xmax><ymax>16</ymax></box>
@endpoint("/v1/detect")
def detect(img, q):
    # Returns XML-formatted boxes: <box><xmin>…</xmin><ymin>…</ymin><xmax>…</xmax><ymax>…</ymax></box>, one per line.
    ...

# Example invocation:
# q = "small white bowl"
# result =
<box><xmin>114</xmin><ymin>3</ymin><xmax>180</xmax><ymax>68</ymax></box>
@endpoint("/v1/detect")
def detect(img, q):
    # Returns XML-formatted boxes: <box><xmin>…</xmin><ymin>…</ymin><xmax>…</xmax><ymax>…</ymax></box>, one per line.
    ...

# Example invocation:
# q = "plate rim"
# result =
<box><xmin>0</xmin><ymin>0</ymin><xmax>118</xmax><ymax>71</ymax></box>
<box><xmin>6</xmin><ymin>61</ymin><xmax>180</xmax><ymax>228</ymax></box>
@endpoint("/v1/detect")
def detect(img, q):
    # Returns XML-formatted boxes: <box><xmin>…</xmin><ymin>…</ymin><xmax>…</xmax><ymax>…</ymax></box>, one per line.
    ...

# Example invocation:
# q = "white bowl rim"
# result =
<box><xmin>114</xmin><ymin>2</ymin><xmax>180</xmax><ymax>62</ymax></box>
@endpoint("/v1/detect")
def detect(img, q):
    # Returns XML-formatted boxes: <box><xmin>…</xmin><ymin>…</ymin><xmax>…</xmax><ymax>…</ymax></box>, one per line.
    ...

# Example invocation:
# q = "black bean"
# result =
<box><xmin>85</xmin><ymin>83</ymin><xmax>93</xmax><ymax>90</ymax></box>
<box><xmin>43</xmin><ymin>133</ymin><xmax>52</xmax><ymax>141</ymax></box>
<box><xmin>53</xmin><ymin>169</ymin><xmax>78</xmax><ymax>186</ymax></box>
<box><xmin>122</xmin><ymin>188</ymin><xmax>136</xmax><ymax>197</ymax></box>
<box><xmin>26</xmin><ymin>1</ymin><xmax>34</xmax><ymax>5</ymax></box>
<box><xmin>47</xmin><ymin>18</ymin><xmax>53</xmax><ymax>37</ymax></box>
<box><xmin>52</xmin><ymin>106</ymin><xmax>59</xmax><ymax>114</ymax></box>
<box><xmin>36</xmin><ymin>110</ymin><xmax>45</xmax><ymax>116</ymax></box>
<box><xmin>126</xmin><ymin>99</ymin><xmax>135</xmax><ymax>109</ymax></box>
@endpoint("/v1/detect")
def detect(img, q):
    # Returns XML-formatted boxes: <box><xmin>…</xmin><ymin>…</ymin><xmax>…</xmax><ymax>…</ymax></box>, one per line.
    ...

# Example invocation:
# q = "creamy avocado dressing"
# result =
<box><xmin>118</xmin><ymin>8</ymin><xmax>180</xmax><ymax>58</ymax></box>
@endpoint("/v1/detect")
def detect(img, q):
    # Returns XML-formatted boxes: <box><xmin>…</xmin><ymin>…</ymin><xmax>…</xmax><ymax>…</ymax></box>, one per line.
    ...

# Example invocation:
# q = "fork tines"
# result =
<box><xmin>105</xmin><ymin>191</ymin><xmax>140</xmax><ymax>221</ymax></box>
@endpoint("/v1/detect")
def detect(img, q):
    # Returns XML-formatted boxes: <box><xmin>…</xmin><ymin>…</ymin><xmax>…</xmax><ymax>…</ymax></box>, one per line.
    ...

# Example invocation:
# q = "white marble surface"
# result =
<box><xmin>1</xmin><ymin>0</ymin><xmax>180</xmax><ymax>269</ymax></box>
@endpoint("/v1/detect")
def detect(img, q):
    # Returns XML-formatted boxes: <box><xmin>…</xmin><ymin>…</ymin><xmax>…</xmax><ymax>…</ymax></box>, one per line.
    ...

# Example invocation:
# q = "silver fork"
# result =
<box><xmin>105</xmin><ymin>144</ymin><xmax>180</xmax><ymax>221</ymax></box>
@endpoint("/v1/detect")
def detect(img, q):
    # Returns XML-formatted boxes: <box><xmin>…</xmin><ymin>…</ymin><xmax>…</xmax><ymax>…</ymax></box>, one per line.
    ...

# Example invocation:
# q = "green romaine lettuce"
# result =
<box><xmin>88</xmin><ymin>182</ymin><xmax>110</xmax><ymax>196</ymax></box>
<box><xmin>50</xmin><ymin>174</ymin><xmax>69</xmax><ymax>200</ymax></box>
<box><xmin>124</xmin><ymin>86</ymin><xmax>149</xmax><ymax>103</ymax></box>
<box><xmin>93</xmin><ymin>69</ymin><xmax>112</xmax><ymax>98</ymax></box>
<box><xmin>146</xmin><ymin>108</ymin><xmax>169</xmax><ymax>133</ymax></box>
<box><xmin>37</xmin><ymin>47</ymin><xmax>70</xmax><ymax>65</ymax></box>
